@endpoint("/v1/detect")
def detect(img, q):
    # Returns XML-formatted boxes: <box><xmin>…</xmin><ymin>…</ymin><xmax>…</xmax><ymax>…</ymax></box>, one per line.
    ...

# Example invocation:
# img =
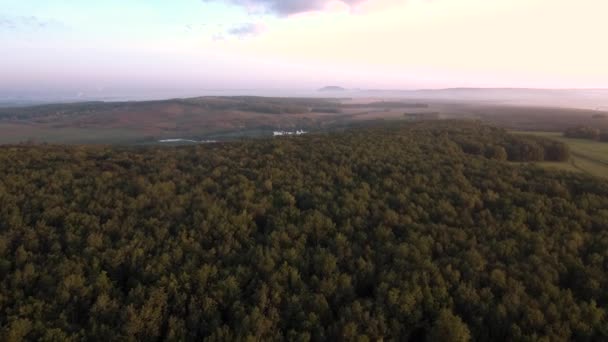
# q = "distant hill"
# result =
<box><xmin>355</xmin><ymin>88</ymin><xmax>608</xmax><ymax>109</ymax></box>
<box><xmin>2</xmin><ymin>92</ymin><xmax>608</xmax><ymax>144</ymax></box>
<box><xmin>319</xmin><ymin>86</ymin><xmax>346</xmax><ymax>92</ymax></box>
<box><xmin>0</xmin><ymin>96</ymin><xmax>348</xmax><ymax>144</ymax></box>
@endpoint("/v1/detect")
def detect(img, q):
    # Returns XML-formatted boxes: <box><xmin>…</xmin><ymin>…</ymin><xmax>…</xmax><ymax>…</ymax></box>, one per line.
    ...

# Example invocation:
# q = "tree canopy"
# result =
<box><xmin>0</xmin><ymin>121</ymin><xmax>606</xmax><ymax>341</ymax></box>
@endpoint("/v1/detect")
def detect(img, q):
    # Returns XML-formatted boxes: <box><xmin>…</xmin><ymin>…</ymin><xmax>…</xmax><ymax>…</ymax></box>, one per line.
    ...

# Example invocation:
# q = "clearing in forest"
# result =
<box><xmin>512</xmin><ymin>131</ymin><xmax>608</xmax><ymax>179</ymax></box>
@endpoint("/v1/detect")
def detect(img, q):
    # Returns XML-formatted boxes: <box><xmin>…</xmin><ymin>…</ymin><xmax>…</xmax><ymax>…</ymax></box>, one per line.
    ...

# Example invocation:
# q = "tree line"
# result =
<box><xmin>564</xmin><ymin>126</ymin><xmax>608</xmax><ymax>142</ymax></box>
<box><xmin>445</xmin><ymin>123</ymin><xmax>570</xmax><ymax>162</ymax></box>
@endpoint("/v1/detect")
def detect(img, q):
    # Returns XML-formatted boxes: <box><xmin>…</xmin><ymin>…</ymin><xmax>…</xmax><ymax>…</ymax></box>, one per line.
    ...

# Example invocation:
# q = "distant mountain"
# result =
<box><xmin>319</xmin><ymin>86</ymin><xmax>346</xmax><ymax>92</ymax></box>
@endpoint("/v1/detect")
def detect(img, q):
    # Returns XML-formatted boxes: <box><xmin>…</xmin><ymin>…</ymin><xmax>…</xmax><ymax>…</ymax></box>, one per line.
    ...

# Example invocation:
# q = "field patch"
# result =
<box><xmin>512</xmin><ymin>131</ymin><xmax>608</xmax><ymax>179</ymax></box>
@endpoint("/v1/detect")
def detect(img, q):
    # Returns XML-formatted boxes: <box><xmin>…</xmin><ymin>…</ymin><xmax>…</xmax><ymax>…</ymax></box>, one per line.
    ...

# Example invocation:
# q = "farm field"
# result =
<box><xmin>512</xmin><ymin>131</ymin><xmax>608</xmax><ymax>179</ymax></box>
<box><xmin>1</xmin><ymin>96</ymin><xmax>607</xmax><ymax>145</ymax></box>
<box><xmin>0</xmin><ymin>97</ymin><xmax>448</xmax><ymax>144</ymax></box>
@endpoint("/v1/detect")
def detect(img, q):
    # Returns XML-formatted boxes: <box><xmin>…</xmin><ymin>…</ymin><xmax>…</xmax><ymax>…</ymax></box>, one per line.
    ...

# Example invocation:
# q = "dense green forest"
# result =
<box><xmin>1</xmin><ymin>121</ymin><xmax>607</xmax><ymax>341</ymax></box>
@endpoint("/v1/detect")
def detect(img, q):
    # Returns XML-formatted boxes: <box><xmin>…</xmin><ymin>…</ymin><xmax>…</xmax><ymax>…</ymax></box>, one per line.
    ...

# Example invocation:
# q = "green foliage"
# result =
<box><xmin>448</xmin><ymin>122</ymin><xmax>570</xmax><ymax>161</ymax></box>
<box><xmin>0</xmin><ymin>121</ymin><xmax>607</xmax><ymax>341</ymax></box>
<box><xmin>429</xmin><ymin>309</ymin><xmax>471</xmax><ymax>342</ymax></box>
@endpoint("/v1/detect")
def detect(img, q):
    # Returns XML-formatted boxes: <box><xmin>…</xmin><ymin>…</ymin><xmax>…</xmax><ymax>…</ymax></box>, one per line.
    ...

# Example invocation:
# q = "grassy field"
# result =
<box><xmin>0</xmin><ymin>97</ymin><xmax>401</xmax><ymax>144</ymax></box>
<box><xmin>512</xmin><ymin>131</ymin><xmax>608</xmax><ymax>179</ymax></box>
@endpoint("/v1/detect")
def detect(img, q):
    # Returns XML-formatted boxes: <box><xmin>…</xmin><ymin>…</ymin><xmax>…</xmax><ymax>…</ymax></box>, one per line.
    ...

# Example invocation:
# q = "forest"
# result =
<box><xmin>1</xmin><ymin>121</ymin><xmax>607</xmax><ymax>341</ymax></box>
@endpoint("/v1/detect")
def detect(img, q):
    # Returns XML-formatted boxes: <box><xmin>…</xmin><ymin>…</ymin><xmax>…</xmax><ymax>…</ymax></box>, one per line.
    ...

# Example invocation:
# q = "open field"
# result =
<box><xmin>1</xmin><ymin>95</ymin><xmax>608</xmax><ymax>144</ymax></box>
<box><xmin>0</xmin><ymin>97</ymin><xmax>441</xmax><ymax>144</ymax></box>
<box><xmin>443</xmin><ymin>104</ymin><xmax>608</xmax><ymax>131</ymax></box>
<box><xmin>0</xmin><ymin>97</ymin><xmax>343</xmax><ymax>144</ymax></box>
<box><xmin>512</xmin><ymin>131</ymin><xmax>608</xmax><ymax>179</ymax></box>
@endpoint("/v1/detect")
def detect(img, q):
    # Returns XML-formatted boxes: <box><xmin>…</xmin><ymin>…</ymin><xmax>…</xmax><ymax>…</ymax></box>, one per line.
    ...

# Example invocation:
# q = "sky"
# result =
<box><xmin>1</xmin><ymin>0</ymin><xmax>608</xmax><ymax>97</ymax></box>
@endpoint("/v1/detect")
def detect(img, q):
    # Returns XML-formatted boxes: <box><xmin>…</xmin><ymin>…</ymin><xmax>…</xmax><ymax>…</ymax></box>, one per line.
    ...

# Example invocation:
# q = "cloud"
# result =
<box><xmin>226</xmin><ymin>22</ymin><xmax>266</xmax><ymax>37</ymax></box>
<box><xmin>0</xmin><ymin>18</ymin><xmax>15</xmax><ymax>29</ymax></box>
<box><xmin>0</xmin><ymin>15</ymin><xmax>63</xmax><ymax>32</ymax></box>
<box><xmin>207</xmin><ymin>0</ymin><xmax>369</xmax><ymax>16</ymax></box>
